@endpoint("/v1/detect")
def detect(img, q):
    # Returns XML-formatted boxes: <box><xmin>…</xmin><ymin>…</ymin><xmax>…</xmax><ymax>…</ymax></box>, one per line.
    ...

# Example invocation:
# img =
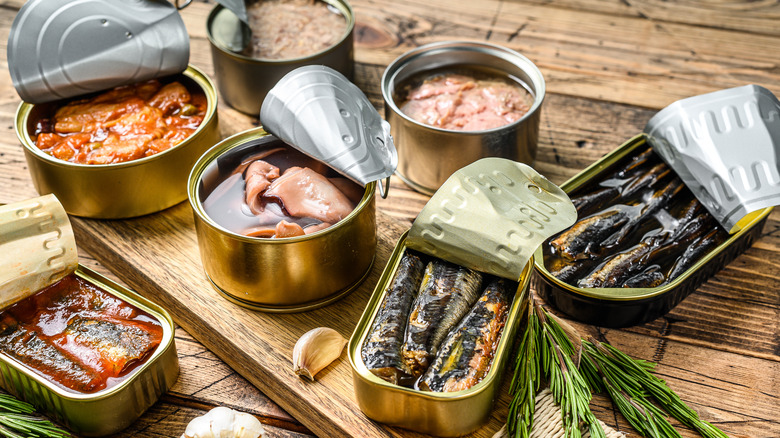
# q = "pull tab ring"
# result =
<box><xmin>379</xmin><ymin>177</ymin><xmax>391</xmax><ymax>199</ymax></box>
<box><xmin>175</xmin><ymin>0</ymin><xmax>192</xmax><ymax>10</ymax></box>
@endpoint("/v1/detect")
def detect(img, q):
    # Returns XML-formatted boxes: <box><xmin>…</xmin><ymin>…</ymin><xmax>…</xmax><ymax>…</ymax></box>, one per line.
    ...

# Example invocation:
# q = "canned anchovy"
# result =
<box><xmin>15</xmin><ymin>66</ymin><xmax>220</xmax><ymax>219</ymax></box>
<box><xmin>534</xmin><ymin>134</ymin><xmax>772</xmax><ymax>328</ymax></box>
<box><xmin>382</xmin><ymin>41</ymin><xmax>545</xmax><ymax>195</ymax></box>
<box><xmin>207</xmin><ymin>0</ymin><xmax>355</xmax><ymax>115</ymax></box>
<box><xmin>0</xmin><ymin>266</ymin><xmax>178</xmax><ymax>437</ymax></box>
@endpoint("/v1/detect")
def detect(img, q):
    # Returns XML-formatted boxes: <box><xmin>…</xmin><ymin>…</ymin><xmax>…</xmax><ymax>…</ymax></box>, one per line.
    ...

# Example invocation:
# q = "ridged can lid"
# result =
<box><xmin>406</xmin><ymin>158</ymin><xmax>577</xmax><ymax>281</ymax></box>
<box><xmin>645</xmin><ymin>84</ymin><xmax>780</xmax><ymax>233</ymax></box>
<box><xmin>8</xmin><ymin>0</ymin><xmax>189</xmax><ymax>104</ymax></box>
<box><xmin>260</xmin><ymin>66</ymin><xmax>398</xmax><ymax>196</ymax></box>
<box><xmin>0</xmin><ymin>195</ymin><xmax>78</xmax><ymax>308</ymax></box>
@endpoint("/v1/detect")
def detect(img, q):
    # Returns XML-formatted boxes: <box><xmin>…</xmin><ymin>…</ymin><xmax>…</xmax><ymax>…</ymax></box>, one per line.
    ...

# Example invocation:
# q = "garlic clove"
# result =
<box><xmin>181</xmin><ymin>406</ymin><xmax>265</xmax><ymax>438</ymax></box>
<box><xmin>292</xmin><ymin>327</ymin><xmax>347</xmax><ymax>381</ymax></box>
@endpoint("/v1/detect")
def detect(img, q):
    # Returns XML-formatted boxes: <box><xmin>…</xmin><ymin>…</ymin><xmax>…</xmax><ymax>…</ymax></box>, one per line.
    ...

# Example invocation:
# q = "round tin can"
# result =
<box><xmin>382</xmin><ymin>41</ymin><xmax>545</xmax><ymax>195</ymax></box>
<box><xmin>14</xmin><ymin>65</ymin><xmax>220</xmax><ymax>219</ymax></box>
<box><xmin>206</xmin><ymin>0</ymin><xmax>355</xmax><ymax>116</ymax></box>
<box><xmin>187</xmin><ymin>128</ymin><xmax>376</xmax><ymax>312</ymax></box>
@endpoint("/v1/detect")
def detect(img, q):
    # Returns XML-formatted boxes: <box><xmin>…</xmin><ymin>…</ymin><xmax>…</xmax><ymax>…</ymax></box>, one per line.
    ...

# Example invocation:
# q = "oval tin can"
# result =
<box><xmin>207</xmin><ymin>0</ymin><xmax>355</xmax><ymax>116</ymax></box>
<box><xmin>532</xmin><ymin>134</ymin><xmax>773</xmax><ymax>328</ymax></box>
<box><xmin>187</xmin><ymin>128</ymin><xmax>376</xmax><ymax>312</ymax></box>
<box><xmin>14</xmin><ymin>65</ymin><xmax>220</xmax><ymax>219</ymax></box>
<box><xmin>0</xmin><ymin>265</ymin><xmax>178</xmax><ymax>437</ymax></box>
<box><xmin>382</xmin><ymin>41</ymin><xmax>545</xmax><ymax>195</ymax></box>
<box><xmin>349</xmin><ymin>232</ymin><xmax>531</xmax><ymax>436</ymax></box>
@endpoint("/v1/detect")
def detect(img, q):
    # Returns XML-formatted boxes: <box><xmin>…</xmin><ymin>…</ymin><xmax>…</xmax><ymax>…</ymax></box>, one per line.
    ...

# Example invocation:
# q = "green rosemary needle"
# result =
<box><xmin>507</xmin><ymin>300</ymin><xmax>539</xmax><ymax>438</ymax></box>
<box><xmin>584</xmin><ymin>340</ymin><xmax>728</xmax><ymax>438</ymax></box>
<box><xmin>0</xmin><ymin>394</ymin><xmax>70</xmax><ymax>438</ymax></box>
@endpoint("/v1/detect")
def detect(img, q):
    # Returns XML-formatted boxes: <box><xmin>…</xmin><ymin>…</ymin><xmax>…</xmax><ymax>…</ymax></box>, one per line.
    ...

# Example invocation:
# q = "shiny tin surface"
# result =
<box><xmin>8</xmin><ymin>0</ymin><xmax>189</xmax><ymax>104</ymax></box>
<box><xmin>15</xmin><ymin>65</ymin><xmax>220</xmax><ymax>219</ymax></box>
<box><xmin>207</xmin><ymin>1</ymin><xmax>354</xmax><ymax>116</ymax></box>
<box><xmin>382</xmin><ymin>41</ymin><xmax>545</xmax><ymax>195</ymax></box>
<box><xmin>188</xmin><ymin>128</ymin><xmax>376</xmax><ymax>312</ymax></box>
<box><xmin>0</xmin><ymin>265</ymin><xmax>178</xmax><ymax>437</ymax></box>
<box><xmin>349</xmin><ymin>232</ymin><xmax>531</xmax><ymax>436</ymax></box>
<box><xmin>533</xmin><ymin>134</ymin><xmax>772</xmax><ymax>328</ymax></box>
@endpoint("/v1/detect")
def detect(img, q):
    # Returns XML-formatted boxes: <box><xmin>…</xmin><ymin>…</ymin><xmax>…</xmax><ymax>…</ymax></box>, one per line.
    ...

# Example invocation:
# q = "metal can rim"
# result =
<box><xmin>187</xmin><ymin>126</ymin><xmax>376</xmax><ymax>244</ymax></box>
<box><xmin>532</xmin><ymin>133</ymin><xmax>775</xmax><ymax>301</ymax></box>
<box><xmin>348</xmin><ymin>232</ymin><xmax>531</xmax><ymax>400</ymax></box>
<box><xmin>206</xmin><ymin>0</ymin><xmax>355</xmax><ymax>64</ymax></box>
<box><xmin>14</xmin><ymin>64</ymin><xmax>218</xmax><ymax>171</ymax></box>
<box><xmin>381</xmin><ymin>40</ymin><xmax>546</xmax><ymax>135</ymax></box>
<box><xmin>0</xmin><ymin>265</ymin><xmax>176</xmax><ymax>401</ymax></box>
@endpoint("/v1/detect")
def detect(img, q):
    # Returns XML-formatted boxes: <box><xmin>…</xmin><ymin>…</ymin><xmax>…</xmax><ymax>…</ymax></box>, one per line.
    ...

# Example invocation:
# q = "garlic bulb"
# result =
<box><xmin>181</xmin><ymin>407</ymin><xmax>265</xmax><ymax>438</ymax></box>
<box><xmin>292</xmin><ymin>327</ymin><xmax>347</xmax><ymax>381</ymax></box>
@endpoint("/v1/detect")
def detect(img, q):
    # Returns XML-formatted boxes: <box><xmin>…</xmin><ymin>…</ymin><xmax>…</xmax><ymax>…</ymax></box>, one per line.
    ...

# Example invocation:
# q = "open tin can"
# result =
<box><xmin>188</xmin><ymin>66</ymin><xmax>397</xmax><ymax>311</ymax></box>
<box><xmin>9</xmin><ymin>0</ymin><xmax>220</xmax><ymax>219</ymax></box>
<box><xmin>382</xmin><ymin>41</ymin><xmax>545</xmax><ymax>195</ymax></box>
<box><xmin>207</xmin><ymin>0</ymin><xmax>355</xmax><ymax>115</ymax></box>
<box><xmin>0</xmin><ymin>196</ymin><xmax>178</xmax><ymax>436</ymax></box>
<box><xmin>533</xmin><ymin>134</ymin><xmax>772</xmax><ymax>327</ymax></box>
<box><xmin>15</xmin><ymin>66</ymin><xmax>220</xmax><ymax>219</ymax></box>
<box><xmin>349</xmin><ymin>159</ymin><xmax>576</xmax><ymax>435</ymax></box>
<box><xmin>188</xmin><ymin>129</ymin><xmax>377</xmax><ymax>312</ymax></box>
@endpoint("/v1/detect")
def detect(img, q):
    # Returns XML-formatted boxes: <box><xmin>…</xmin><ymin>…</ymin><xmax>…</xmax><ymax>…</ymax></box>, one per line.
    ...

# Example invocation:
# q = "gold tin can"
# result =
<box><xmin>533</xmin><ymin>134</ymin><xmax>773</xmax><ymax>327</ymax></box>
<box><xmin>188</xmin><ymin>128</ymin><xmax>376</xmax><ymax>312</ymax></box>
<box><xmin>207</xmin><ymin>0</ymin><xmax>355</xmax><ymax>116</ymax></box>
<box><xmin>0</xmin><ymin>265</ymin><xmax>179</xmax><ymax>437</ymax></box>
<box><xmin>348</xmin><ymin>231</ymin><xmax>531</xmax><ymax>436</ymax></box>
<box><xmin>14</xmin><ymin>65</ymin><xmax>220</xmax><ymax>219</ymax></box>
<box><xmin>382</xmin><ymin>41</ymin><xmax>545</xmax><ymax>195</ymax></box>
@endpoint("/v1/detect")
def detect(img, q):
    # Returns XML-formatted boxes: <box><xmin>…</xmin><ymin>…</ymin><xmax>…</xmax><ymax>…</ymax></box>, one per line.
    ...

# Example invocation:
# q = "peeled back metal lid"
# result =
<box><xmin>260</xmin><ymin>66</ymin><xmax>398</xmax><ymax>197</ymax></box>
<box><xmin>645</xmin><ymin>85</ymin><xmax>780</xmax><ymax>233</ymax></box>
<box><xmin>8</xmin><ymin>0</ymin><xmax>190</xmax><ymax>104</ymax></box>
<box><xmin>406</xmin><ymin>158</ymin><xmax>577</xmax><ymax>281</ymax></box>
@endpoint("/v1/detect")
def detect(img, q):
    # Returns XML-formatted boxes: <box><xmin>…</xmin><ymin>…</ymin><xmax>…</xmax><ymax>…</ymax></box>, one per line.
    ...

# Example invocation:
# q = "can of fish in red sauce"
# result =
<box><xmin>15</xmin><ymin>66</ymin><xmax>220</xmax><ymax>219</ymax></box>
<box><xmin>206</xmin><ymin>0</ymin><xmax>355</xmax><ymax>116</ymax></box>
<box><xmin>0</xmin><ymin>266</ymin><xmax>178</xmax><ymax>437</ymax></box>
<box><xmin>382</xmin><ymin>41</ymin><xmax>545</xmax><ymax>195</ymax></box>
<box><xmin>188</xmin><ymin>128</ymin><xmax>377</xmax><ymax>312</ymax></box>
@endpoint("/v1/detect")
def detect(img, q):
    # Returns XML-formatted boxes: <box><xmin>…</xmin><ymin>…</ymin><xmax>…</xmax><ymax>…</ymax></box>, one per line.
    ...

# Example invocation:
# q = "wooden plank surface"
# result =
<box><xmin>0</xmin><ymin>0</ymin><xmax>778</xmax><ymax>437</ymax></box>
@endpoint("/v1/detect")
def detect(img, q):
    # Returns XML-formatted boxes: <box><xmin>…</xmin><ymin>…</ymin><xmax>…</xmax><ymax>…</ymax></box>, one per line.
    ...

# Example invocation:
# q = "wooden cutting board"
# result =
<box><xmin>70</xmin><ymin>203</ymin><xmax>510</xmax><ymax>438</ymax></box>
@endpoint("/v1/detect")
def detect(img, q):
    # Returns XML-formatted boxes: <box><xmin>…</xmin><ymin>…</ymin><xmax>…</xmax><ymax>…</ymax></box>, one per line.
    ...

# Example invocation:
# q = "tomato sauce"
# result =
<box><xmin>34</xmin><ymin>80</ymin><xmax>207</xmax><ymax>165</ymax></box>
<box><xmin>0</xmin><ymin>274</ymin><xmax>163</xmax><ymax>393</ymax></box>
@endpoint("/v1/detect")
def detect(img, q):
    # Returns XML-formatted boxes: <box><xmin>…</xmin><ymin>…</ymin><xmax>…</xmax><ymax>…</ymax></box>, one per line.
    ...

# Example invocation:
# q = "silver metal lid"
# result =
<box><xmin>214</xmin><ymin>0</ymin><xmax>248</xmax><ymax>23</ymax></box>
<box><xmin>8</xmin><ymin>0</ymin><xmax>190</xmax><ymax>104</ymax></box>
<box><xmin>260</xmin><ymin>66</ymin><xmax>398</xmax><ymax>197</ymax></box>
<box><xmin>406</xmin><ymin>158</ymin><xmax>577</xmax><ymax>281</ymax></box>
<box><xmin>645</xmin><ymin>85</ymin><xmax>780</xmax><ymax>233</ymax></box>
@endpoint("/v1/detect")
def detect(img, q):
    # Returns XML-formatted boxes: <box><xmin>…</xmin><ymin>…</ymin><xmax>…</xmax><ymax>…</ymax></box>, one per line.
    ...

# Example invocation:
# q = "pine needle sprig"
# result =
<box><xmin>538</xmin><ymin>305</ymin><xmax>605</xmax><ymax>438</ymax></box>
<box><xmin>507</xmin><ymin>300</ymin><xmax>540</xmax><ymax>438</ymax></box>
<box><xmin>0</xmin><ymin>394</ymin><xmax>70</xmax><ymax>438</ymax></box>
<box><xmin>585</xmin><ymin>341</ymin><xmax>728</xmax><ymax>438</ymax></box>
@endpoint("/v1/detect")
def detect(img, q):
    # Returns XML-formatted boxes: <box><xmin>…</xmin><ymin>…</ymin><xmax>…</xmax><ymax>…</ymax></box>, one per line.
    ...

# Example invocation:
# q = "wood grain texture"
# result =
<box><xmin>0</xmin><ymin>0</ymin><xmax>778</xmax><ymax>436</ymax></box>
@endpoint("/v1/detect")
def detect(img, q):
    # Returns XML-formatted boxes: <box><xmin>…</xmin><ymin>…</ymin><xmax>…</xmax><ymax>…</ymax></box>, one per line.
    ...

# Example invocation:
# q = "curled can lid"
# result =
<box><xmin>214</xmin><ymin>0</ymin><xmax>248</xmax><ymax>23</ymax></box>
<box><xmin>8</xmin><ymin>0</ymin><xmax>189</xmax><ymax>104</ymax></box>
<box><xmin>0</xmin><ymin>195</ymin><xmax>78</xmax><ymax>308</ymax></box>
<box><xmin>260</xmin><ymin>66</ymin><xmax>398</xmax><ymax>196</ymax></box>
<box><xmin>406</xmin><ymin>158</ymin><xmax>577</xmax><ymax>281</ymax></box>
<box><xmin>645</xmin><ymin>85</ymin><xmax>780</xmax><ymax>233</ymax></box>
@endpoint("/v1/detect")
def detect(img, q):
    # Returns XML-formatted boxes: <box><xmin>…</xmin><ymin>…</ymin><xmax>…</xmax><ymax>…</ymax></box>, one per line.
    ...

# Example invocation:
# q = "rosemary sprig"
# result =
<box><xmin>584</xmin><ymin>340</ymin><xmax>728</xmax><ymax>438</ymax></box>
<box><xmin>0</xmin><ymin>394</ymin><xmax>70</xmax><ymax>438</ymax></box>
<box><xmin>507</xmin><ymin>300</ymin><xmax>539</xmax><ymax>438</ymax></box>
<box><xmin>507</xmin><ymin>293</ymin><xmax>605</xmax><ymax>438</ymax></box>
<box><xmin>538</xmin><ymin>305</ymin><xmax>605</xmax><ymax>438</ymax></box>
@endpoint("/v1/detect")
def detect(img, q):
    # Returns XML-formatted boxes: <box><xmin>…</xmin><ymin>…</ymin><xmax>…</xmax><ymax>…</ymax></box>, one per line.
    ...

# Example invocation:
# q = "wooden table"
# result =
<box><xmin>1</xmin><ymin>0</ymin><xmax>779</xmax><ymax>437</ymax></box>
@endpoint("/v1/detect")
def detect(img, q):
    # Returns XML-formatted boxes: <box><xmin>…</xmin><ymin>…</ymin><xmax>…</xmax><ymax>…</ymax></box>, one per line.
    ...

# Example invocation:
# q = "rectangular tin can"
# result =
<box><xmin>532</xmin><ymin>134</ymin><xmax>772</xmax><ymax>328</ymax></box>
<box><xmin>348</xmin><ymin>231</ymin><xmax>531</xmax><ymax>436</ymax></box>
<box><xmin>0</xmin><ymin>265</ymin><xmax>179</xmax><ymax>436</ymax></box>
